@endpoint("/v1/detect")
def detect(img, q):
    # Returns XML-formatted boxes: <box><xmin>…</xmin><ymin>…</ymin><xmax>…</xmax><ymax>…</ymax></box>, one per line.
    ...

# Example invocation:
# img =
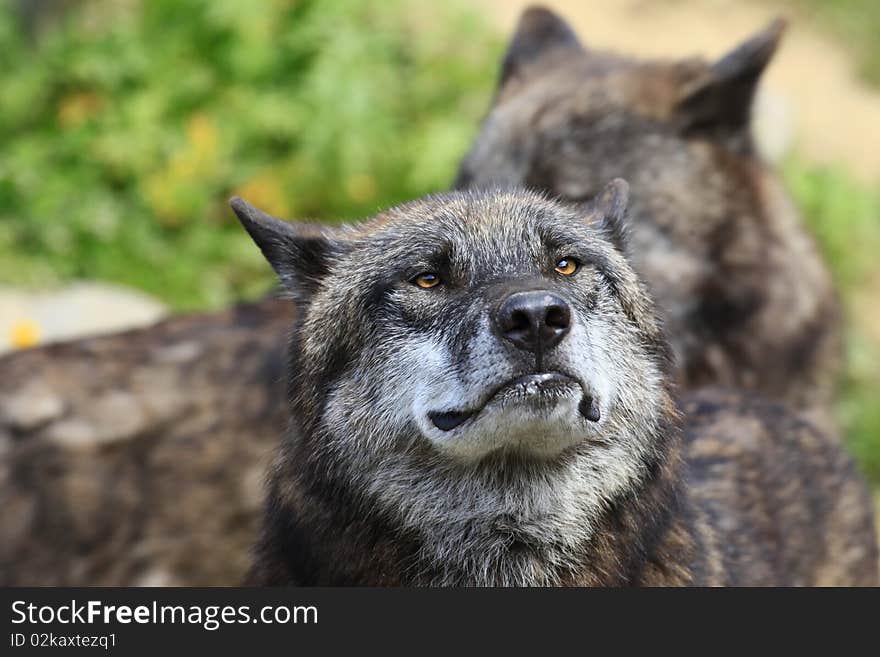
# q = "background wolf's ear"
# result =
<box><xmin>590</xmin><ymin>178</ymin><xmax>630</xmax><ymax>253</ymax></box>
<box><xmin>230</xmin><ymin>197</ymin><xmax>338</xmax><ymax>301</ymax></box>
<box><xmin>675</xmin><ymin>18</ymin><xmax>786</xmax><ymax>137</ymax></box>
<box><xmin>499</xmin><ymin>6</ymin><xmax>583</xmax><ymax>86</ymax></box>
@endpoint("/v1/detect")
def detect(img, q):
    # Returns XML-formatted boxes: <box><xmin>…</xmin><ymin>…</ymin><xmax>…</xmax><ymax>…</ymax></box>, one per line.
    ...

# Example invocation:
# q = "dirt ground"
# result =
<box><xmin>478</xmin><ymin>0</ymin><xmax>880</xmax><ymax>182</ymax></box>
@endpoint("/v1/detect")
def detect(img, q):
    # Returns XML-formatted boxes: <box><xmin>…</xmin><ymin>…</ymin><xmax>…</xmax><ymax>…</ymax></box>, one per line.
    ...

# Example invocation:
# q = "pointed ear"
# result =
<box><xmin>499</xmin><ymin>6</ymin><xmax>583</xmax><ymax>86</ymax></box>
<box><xmin>230</xmin><ymin>196</ymin><xmax>337</xmax><ymax>301</ymax></box>
<box><xmin>590</xmin><ymin>178</ymin><xmax>630</xmax><ymax>253</ymax></box>
<box><xmin>676</xmin><ymin>18</ymin><xmax>786</xmax><ymax>136</ymax></box>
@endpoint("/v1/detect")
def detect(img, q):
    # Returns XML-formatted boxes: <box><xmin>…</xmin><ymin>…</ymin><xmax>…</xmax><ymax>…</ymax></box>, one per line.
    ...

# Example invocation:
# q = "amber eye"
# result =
<box><xmin>554</xmin><ymin>258</ymin><xmax>578</xmax><ymax>276</ymax></box>
<box><xmin>412</xmin><ymin>272</ymin><xmax>441</xmax><ymax>289</ymax></box>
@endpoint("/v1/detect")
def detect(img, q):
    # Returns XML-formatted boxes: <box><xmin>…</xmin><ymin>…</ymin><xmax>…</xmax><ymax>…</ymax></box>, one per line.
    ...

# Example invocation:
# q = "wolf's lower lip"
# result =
<box><xmin>488</xmin><ymin>372</ymin><xmax>579</xmax><ymax>405</ymax></box>
<box><xmin>428</xmin><ymin>372</ymin><xmax>579</xmax><ymax>432</ymax></box>
<box><xmin>501</xmin><ymin>372</ymin><xmax>574</xmax><ymax>389</ymax></box>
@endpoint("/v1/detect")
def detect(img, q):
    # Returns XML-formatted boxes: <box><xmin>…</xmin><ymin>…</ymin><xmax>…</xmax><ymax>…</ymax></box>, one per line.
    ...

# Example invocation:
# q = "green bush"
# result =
<box><xmin>783</xmin><ymin>162</ymin><xmax>880</xmax><ymax>482</ymax></box>
<box><xmin>0</xmin><ymin>0</ymin><xmax>500</xmax><ymax>308</ymax></box>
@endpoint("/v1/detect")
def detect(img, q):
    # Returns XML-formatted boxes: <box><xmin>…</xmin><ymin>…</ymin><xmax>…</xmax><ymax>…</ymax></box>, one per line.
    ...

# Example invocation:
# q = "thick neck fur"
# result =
<box><xmin>249</xmin><ymin>392</ymin><xmax>703</xmax><ymax>587</ymax></box>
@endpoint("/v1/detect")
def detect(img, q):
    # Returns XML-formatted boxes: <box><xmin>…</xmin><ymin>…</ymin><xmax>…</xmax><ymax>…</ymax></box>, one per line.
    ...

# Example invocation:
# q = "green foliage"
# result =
<box><xmin>0</xmin><ymin>0</ymin><xmax>500</xmax><ymax>308</ymax></box>
<box><xmin>783</xmin><ymin>161</ymin><xmax>880</xmax><ymax>482</ymax></box>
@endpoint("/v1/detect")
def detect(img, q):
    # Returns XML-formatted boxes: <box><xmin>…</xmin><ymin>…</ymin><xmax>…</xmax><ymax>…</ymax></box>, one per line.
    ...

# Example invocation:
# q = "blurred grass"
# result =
<box><xmin>0</xmin><ymin>0</ymin><xmax>500</xmax><ymax>309</ymax></box>
<box><xmin>783</xmin><ymin>162</ymin><xmax>880</xmax><ymax>482</ymax></box>
<box><xmin>0</xmin><ymin>0</ymin><xmax>877</xmax><ymax>484</ymax></box>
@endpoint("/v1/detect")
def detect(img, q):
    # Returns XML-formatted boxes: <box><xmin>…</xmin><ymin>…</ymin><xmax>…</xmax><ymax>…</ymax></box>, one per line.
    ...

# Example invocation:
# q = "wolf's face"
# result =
<box><xmin>233</xmin><ymin>182</ymin><xmax>670</xmax><ymax>531</ymax></box>
<box><xmin>332</xmin><ymin>183</ymin><xmax>672</xmax><ymax>464</ymax></box>
<box><xmin>234</xmin><ymin>181</ymin><xmax>666</xmax><ymax>461</ymax></box>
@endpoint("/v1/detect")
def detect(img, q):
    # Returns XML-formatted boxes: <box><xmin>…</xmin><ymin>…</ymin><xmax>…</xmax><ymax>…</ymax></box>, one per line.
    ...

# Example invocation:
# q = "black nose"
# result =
<box><xmin>495</xmin><ymin>290</ymin><xmax>572</xmax><ymax>358</ymax></box>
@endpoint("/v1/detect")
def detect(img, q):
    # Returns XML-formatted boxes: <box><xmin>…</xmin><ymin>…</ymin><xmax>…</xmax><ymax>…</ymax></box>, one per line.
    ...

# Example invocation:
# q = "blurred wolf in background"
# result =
<box><xmin>456</xmin><ymin>7</ymin><xmax>841</xmax><ymax>433</ymax></box>
<box><xmin>233</xmin><ymin>184</ymin><xmax>877</xmax><ymax>586</ymax></box>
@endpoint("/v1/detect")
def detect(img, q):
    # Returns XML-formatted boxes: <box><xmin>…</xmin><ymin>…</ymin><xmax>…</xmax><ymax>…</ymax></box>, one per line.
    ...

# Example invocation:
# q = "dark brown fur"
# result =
<box><xmin>0</xmin><ymin>299</ymin><xmax>292</xmax><ymax>585</ymax></box>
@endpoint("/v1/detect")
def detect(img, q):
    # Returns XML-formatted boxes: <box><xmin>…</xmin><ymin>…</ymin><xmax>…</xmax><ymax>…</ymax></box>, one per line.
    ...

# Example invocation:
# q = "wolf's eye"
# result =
<box><xmin>554</xmin><ymin>258</ymin><xmax>578</xmax><ymax>276</ymax></box>
<box><xmin>411</xmin><ymin>272</ymin><xmax>441</xmax><ymax>289</ymax></box>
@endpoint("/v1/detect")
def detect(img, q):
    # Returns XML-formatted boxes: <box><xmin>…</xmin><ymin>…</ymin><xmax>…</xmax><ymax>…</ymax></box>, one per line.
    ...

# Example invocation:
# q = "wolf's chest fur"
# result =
<box><xmin>248</xmin><ymin>388</ymin><xmax>876</xmax><ymax>587</ymax></box>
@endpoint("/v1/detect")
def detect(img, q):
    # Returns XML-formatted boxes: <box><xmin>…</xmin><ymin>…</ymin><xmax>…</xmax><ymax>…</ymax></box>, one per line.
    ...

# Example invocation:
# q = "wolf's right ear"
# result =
<box><xmin>499</xmin><ymin>6</ymin><xmax>583</xmax><ymax>86</ymax></box>
<box><xmin>675</xmin><ymin>18</ymin><xmax>786</xmax><ymax>137</ymax></box>
<box><xmin>590</xmin><ymin>178</ymin><xmax>630</xmax><ymax>253</ymax></box>
<box><xmin>230</xmin><ymin>197</ymin><xmax>338</xmax><ymax>301</ymax></box>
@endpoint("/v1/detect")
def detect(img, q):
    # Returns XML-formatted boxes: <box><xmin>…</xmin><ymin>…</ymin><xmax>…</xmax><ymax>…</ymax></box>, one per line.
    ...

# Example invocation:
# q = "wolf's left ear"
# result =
<box><xmin>230</xmin><ymin>197</ymin><xmax>338</xmax><ymax>301</ymax></box>
<box><xmin>499</xmin><ymin>6</ymin><xmax>583</xmax><ymax>86</ymax></box>
<box><xmin>675</xmin><ymin>18</ymin><xmax>786</xmax><ymax>136</ymax></box>
<box><xmin>590</xmin><ymin>178</ymin><xmax>630</xmax><ymax>253</ymax></box>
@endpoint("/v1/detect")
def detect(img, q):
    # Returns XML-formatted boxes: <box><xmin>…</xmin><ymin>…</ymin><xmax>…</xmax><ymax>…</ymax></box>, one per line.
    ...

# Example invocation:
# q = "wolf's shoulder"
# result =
<box><xmin>679</xmin><ymin>387</ymin><xmax>878</xmax><ymax>585</ymax></box>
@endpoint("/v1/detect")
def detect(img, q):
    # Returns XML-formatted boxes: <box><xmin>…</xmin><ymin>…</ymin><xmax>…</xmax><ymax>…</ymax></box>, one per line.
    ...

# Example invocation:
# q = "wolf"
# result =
<box><xmin>455</xmin><ymin>7</ymin><xmax>841</xmax><ymax>432</ymax></box>
<box><xmin>230</xmin><ymin>182</ymin><xmax>876</xmax><ymax>586</ymax></box>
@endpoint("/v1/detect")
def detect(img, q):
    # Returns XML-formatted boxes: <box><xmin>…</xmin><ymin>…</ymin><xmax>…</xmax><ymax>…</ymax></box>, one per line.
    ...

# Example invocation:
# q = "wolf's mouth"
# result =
<box><xmin>428</xmin><ymin>372</ymin><xmax>599</xmax><ymax>432</ymax></box>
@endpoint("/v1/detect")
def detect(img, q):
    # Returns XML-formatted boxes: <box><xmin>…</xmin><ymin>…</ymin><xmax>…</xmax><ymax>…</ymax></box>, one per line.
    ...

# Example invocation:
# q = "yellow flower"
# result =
<box><xmin>9</xmin><ymin>318</ymin><xmax>41</xmax><ymax>350</ymax></box>
<box><xmin>143</xmin><ymin>113</ymin><xmax>220</xmax><ymax>225</ymax></box>
<box><xmin>233</xmin><ymin>172</ymin><xmax>291</xmax><ymax>218</ymax></box>
<box><xmin>186</xmin><ymin>114</ymin><xmax>218</xmax><ymax>160</ymax></box>
<box><xmin>57</xmin><ymin>92</ymin><xmax>104</xmax><ymax>129</ymax></box>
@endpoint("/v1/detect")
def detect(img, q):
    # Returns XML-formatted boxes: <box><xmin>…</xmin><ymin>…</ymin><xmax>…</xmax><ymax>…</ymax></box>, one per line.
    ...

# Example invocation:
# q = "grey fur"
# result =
<box><xmin>233</xmin><ymin>185</ymin><xmax>876</xmax><ymax>586</ymax></box>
